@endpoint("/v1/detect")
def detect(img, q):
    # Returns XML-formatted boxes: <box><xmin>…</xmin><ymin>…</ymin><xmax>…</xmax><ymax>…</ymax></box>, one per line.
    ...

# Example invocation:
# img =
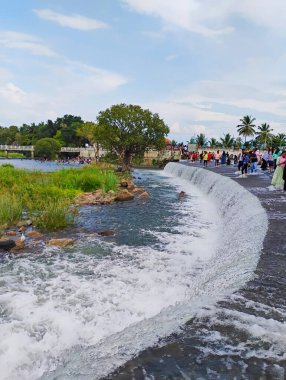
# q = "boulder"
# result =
<box><xmin>138</xmin><ymin>191</ymin><xmax>149</xmax><ymax>199</ymax></box>
<box><xmin>120</xmin><ymin>180</ymin><xmax>128</xmax><ymax>188</ymax></box>
<box><xmin>98</xmin><ymin>230</ymin><xmax>114</xmax><ymax>237</ymax></box>
<box><xmin>10</xmin><ymin>238</ymin><xmax>25</xmax><ymax>253</ymax></box>
<box><xmin>75</xmin><ymin>190</ymin><xmax>115</xmax><ymax>206</ymax></box>
<box><xmin>114</xmin><ymin>189</ymin><xmax>134</xmax><ymax>202</ymax></box>
<box><xmin>27</xmin><ymin>231</ymin><xmax>43</xmax><ymax>238</ymax></box>
<box><xmin>179</xmin><ymin>191</ymin><xmax>186</xmax><ymax>198</ymax></box>
<box><xmin>127</xmin><ymin>182</ymin><xmax>135</xmax><ymax>190</ymax></box>
<box><xmin>0</xmin><ymin>239</ymin><xmax>16</xmax><ymax>251</ymax></box>
<box><xmin>132</xmin><ymin>187</ymin><xmax>145</xmax><ymax>194</ymax></box>
<box><xmin>17</xmin><ymin>220</ymin><xmax>32</xmax><ymax>228</ymax></box>
<box><xmin>48</xmin><ymin>238</ymin><xmax>74</xmax><ymax>247</ymax></box>
<box><xmin>6</xmin><ymin>230</ymin><xmax>17</xmax><ymax>236</ymax></box>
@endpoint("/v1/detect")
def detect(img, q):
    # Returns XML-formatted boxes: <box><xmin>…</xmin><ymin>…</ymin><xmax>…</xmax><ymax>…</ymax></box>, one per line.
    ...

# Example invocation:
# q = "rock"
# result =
<box><xmin>120</xmin><ymin>180</ymin><xmax>128</xmax><ymax>187</ymax></box>
<box><xmin>132</xmin><ymin>187</ymin><xmax>145</xmax><ymax>194</ymax></box>
<box><xmin>48</xmin><ymin>238</ymin><xmax>74</xmax><ymax>247</ymax></box>
<box><xmin>179</xmin><ymin>191</ymin><xmax>186</xmax><ymax>198</ymax></box>
<box><xmin>114</xmin><ymin>189</ymin><xmax>135</xmax><ymax>202</ymax></box>
<box><xmin>75</xmin><ymin>190</ymin><xmax>115</xmax><ymax>206</ymax></box>
<box><xmin>127</xmin><ymin>182</ymin><xmax>135</xmax><ymax>190</ymax></box>
<box><xmin>98</xmin><ymin>230</ymin><xmax>114</xmax><ymax>237</ymax></box>
<box><xmin>27</xmin><ymin>231</ymin><xmax>43</xmax><ymax>238</ymax></box>
<box><xmin>10</xmin><ymin>238</ymin><xmax>25</xmax><ymax>253</ymax></box>
<box><xmin>17</xmin><ymin>220</ymin><xmax>32</xmax><ymax>228</ymax></box>
<box><xmin>6</xmin><ymin>230</ymin><xmax>17</xmax><ymax>236</ymax></box>
<box><xmin>0</xmin><ymin>239</ymin><xmax>16</xmax><ymax>251</ymax></box>
<box><xmin>138</xmin><ymin>191</ymin><xmax>149</xmax><ymax>199</ymax></box>
<box><xmin>18</xmin><ymin>226</ymin><xmax>26</xmax><ymax>233</ymax></box>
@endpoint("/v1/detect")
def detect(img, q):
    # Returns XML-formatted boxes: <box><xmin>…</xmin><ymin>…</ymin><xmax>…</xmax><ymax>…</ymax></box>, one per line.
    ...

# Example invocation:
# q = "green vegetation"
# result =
<box><xmin>0</xmin><ymin>164</ymin><xmax>118</xmax><ymax>231</ymax></box>
<box><xmin>95</xmin><ymin>104</ymin><xmax>169</xmax><ymax>171</ymax></box>
<box><xmin>0</xmin><ymin>151</ymin><xmax>25</xmax><ymax>158</ymax></box>
<box><xmin>34</xmin><ymin>138</ymin><xmax>61</xmax><ymax>160</ymax></box>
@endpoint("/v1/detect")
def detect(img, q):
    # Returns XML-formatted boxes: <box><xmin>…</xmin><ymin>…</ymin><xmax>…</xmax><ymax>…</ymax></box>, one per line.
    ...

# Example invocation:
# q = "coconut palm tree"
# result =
<box><xmin>273</xmin><ymin>133</ymin><xmax>286</xmax><ymax>148</ymax></box>
<box><xmin>196</xmin><ymin>133</ymin><xmax>207</xmax><ymax>148</ymax></box>
<box><xmin>209</xmin><ymin>137</ymin><xmax>218</xmax><ymax>149</ymax></box>
<box><xmin>220</xmin><ymin>133</ymin><xmax>235</xmax><ymax>149</ymax></box>
<box><xmin>234</xmin><ymin>136</ymin><xmax>243</xmax><ymax>149</ymax></box>
<box><xmin>256</xmin><ymin>123</ymin><xmax>273</xmax><ymax>148</ymax></box>
<box><xmin>236</xmin><ymin>115</ymin><xmax>256</xmax><ymax>143</ymax></box>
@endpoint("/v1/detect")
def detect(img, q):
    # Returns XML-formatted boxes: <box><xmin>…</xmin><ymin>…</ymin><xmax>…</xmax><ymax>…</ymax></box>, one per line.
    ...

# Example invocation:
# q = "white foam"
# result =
<box><xmin>41</xmin><ymin>163</ymin><xmax>268</xmax><ymax>379</ymax></box>
<box><xmin>0</xmin><ymin>164</ymin><xmax>268</xmax><ymax>380</ymax></box>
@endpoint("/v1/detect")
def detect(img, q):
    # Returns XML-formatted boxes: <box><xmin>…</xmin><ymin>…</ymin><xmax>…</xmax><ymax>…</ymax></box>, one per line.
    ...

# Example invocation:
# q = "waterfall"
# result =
<box><xmin>42</xmin><ymin>163</ymin><xmax>268</xmax><ymax>380</ymax></box>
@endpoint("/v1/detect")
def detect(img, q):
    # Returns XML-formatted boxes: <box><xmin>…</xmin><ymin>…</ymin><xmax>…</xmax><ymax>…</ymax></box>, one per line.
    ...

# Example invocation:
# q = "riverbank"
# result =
<box><xmin>0</xmin><ymin>163</ymin><xmax>149</xmax><ymax>252</ymax></box>
<box><xmin>105</xmin><ymin>162</ymin><xmax>286</xmax><ymax>379</ymax></box>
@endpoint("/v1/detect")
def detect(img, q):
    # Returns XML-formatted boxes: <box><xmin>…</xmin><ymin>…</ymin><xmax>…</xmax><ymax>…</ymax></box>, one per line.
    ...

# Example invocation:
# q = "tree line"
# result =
<box><xmin>193</xmin><ymin>115</ymin><xmax>286</xmax><ymax>149</ymax></box>
<box><xmin>0</xmin><ymin>104</ymin><xmax>169</xmax><ymax>171</ymax></box>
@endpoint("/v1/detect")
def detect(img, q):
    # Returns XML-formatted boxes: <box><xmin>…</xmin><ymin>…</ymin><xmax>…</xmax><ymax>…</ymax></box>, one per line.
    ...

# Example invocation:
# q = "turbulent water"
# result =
<box><xmin>0</xmin><ymin>161</ymin><xmax>269</xmax><ymax>379</ymax></box>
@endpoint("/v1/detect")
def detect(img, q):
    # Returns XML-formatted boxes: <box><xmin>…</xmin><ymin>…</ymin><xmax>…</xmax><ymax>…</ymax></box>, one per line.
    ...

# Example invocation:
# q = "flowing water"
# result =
<box><xmin>0</xmin><ymin>161</ymin><xmax>271</xmax><ymax>379</ymax></box>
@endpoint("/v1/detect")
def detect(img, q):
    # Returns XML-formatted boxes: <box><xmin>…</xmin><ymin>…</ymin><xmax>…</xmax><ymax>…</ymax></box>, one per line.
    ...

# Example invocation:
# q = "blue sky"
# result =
<box><xmin>1</xmin><ymin>0</ymin><xmax>286</xmax><ymax>142</ymax></box>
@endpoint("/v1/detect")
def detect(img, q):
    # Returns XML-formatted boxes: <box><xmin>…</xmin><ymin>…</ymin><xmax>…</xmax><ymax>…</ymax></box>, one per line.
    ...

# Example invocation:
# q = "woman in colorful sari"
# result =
<box><xmin>271</xmin><ymin>151</ymin><xmax>286</xmax><ymax>190</ymax></box>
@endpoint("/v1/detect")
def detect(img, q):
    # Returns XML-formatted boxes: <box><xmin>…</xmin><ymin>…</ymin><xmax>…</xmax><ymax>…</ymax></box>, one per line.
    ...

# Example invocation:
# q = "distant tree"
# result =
<box><xmin>256</xmin><ymin>123</ymin><xmax>273</xmax><ymax>148</ymax></box>
<box><xmin>209</xmin><ymin>137</ymin><xmax>218</xmax><ymax>149</ymax></box>
<box><xmin>76</xmin><ymin>122</ymin><xmax>100</xmax><ymax>160</ymax></box>
<box><xmin>34</xmin><ymin>138</ymin><xmax>61</xmax><ymax>160</ymax></box>
<box><xmin>272</xmin><ymin>133</ymin><xmax>286</xmax><ymax>147</ymax></box>
<box><xmin>54</xmin><ymin>115</ymin><xmax>85</xmax><ymax>146</ymax></box>
<box><xmin>236</xmin><ymin>115</ymin><xmax>256</xmax><ymax>143</ymax></box>
<box><xmin>196</xmin><ymin>133</ymin><xmax>207</xmax><ymax>148</ymax></box>
<box><xmin>220</xmin><ymin>133</ymin><xmax>234</xmax><ymax>148</ymax></box>
<box><xmin>95</xmin><ymin>104</ymin><xmax>169</xmax><ymax>171</ymax></box>
<box><xmin>234</xmin><ymin>136</ymin><xmax>243</xmax><ymax>149</ymax></box>
<box><xmin>188</xmin><ymin>137</ymin><xmax>196</xmax><ymax>144</ymax></box>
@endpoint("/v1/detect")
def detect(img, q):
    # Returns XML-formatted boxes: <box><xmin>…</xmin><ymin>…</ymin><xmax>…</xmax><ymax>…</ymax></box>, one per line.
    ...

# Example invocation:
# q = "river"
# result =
<box><xmin>0</xmin><ymin>160</ymin><xmax>220</xmax><ymax>380</ymax></box>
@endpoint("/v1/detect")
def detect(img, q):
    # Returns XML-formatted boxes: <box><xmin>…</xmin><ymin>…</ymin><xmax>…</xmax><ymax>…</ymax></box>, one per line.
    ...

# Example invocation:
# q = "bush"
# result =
<box><xmin>34</xmin><ymin>138</ymin><xmax>61</xmax><ymax>160</ymax></box>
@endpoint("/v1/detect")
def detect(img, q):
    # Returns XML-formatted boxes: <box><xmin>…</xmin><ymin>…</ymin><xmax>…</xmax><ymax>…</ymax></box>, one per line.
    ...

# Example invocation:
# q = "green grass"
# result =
<box><xmin>0</xmin><ymin>151</ymin><xmax>25</xmax><ymax>158</ymax></box>
<box><xmin>0</xmin><ymin>164</ymin><xmax>118</xmax><ymax>231</ymax></box>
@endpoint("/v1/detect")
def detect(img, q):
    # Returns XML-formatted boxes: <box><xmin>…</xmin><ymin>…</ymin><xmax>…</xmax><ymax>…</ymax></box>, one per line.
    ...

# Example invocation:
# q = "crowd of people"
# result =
<box><xmin>184</xmin><ymin>148</ymin><xmax>286</xmax><ymax>191</ymax></box>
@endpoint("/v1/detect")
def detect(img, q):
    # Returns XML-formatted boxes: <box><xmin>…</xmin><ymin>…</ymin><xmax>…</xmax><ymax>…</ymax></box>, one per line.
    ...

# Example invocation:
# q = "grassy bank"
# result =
<box><xmin>0</xmin><ymin>151</ymin><xmax>25</xmax><ymax>158</ymax></box>
<box><xmin>0</xmin><ymin>163</ymin><xmax>118</xmax><ymax>231</ymax></box>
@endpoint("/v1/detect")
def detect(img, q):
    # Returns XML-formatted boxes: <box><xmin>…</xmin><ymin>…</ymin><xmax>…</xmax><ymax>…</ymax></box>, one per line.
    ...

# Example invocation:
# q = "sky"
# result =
<box><xmin>1</xmin><ymin>0</ymin><xmax>286</xmax><ymax>142</ymax></box>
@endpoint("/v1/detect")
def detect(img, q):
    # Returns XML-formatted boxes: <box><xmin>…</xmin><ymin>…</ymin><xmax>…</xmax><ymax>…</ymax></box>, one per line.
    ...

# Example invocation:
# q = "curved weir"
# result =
<box><xmin>42</xmin><ymin>163</ymin><xmax>268</xmax><ymax>380</ymax></box>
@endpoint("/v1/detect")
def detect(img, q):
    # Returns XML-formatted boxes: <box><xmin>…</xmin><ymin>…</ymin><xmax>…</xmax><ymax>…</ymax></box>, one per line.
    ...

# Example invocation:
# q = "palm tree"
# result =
<box><xmin>234</xmin><ymin>136</ymin><xmax>243</xmax><ymax>149</ymax></box>
<box><xmin>209</xmin><ymin>137</ymin><xmax>218</xmax><ymax>149</ymax></box>
<box><xmin>236</xmin><ymin>115</ymin><xmax>256</xmax><ymax>144</ymax></box>
<box><xmin>256</xmin><ymin>123</ymin><xmax>273</xmax><ymax>148</ymax></box>
<box><xmin>196</xmin><ymin>133</ymin><xmax>207</xmax><ymax>148</ymax></box>
<box><xmin>220</xmin><ymin>133</ymin><xmax>235</xmax><ymax>148</ymax></box>
<box><xmin>273</xmin><ymin>133</ymin><xmax>286</xmax><ymax>148</ymax></box>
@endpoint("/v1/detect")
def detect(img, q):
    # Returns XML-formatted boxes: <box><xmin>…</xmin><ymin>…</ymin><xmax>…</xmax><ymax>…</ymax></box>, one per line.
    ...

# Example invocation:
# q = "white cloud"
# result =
<box><xmin>0</xmin><ymin>31</ymin><xmax>57</xmax><ymax>56</ymax></box>
<box><xmin>122</xmin><ymin>0</ymin><xmax>234</xmax><ymax>37</ymax></box>
<box><xmin>0</xmin><ymin>61</ymin><xmax>127</xmax><ymax>125</ymax></box>
<box><xmin>34</xmin><ymin>9</ymin><xmax>109</xmax><ymax>31</ymax></box>
<box><xmin>122</xmin><ymin>0</ymin><xmax>286</xmax><ymax>37</ymax></box>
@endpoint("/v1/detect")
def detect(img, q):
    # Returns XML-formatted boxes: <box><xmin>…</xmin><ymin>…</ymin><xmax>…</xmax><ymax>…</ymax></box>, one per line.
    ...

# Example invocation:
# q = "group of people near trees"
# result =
<box><xmin>186</xmin><ymin>148</ymin><xmax>286</xmax><ymax>192</ymax></box>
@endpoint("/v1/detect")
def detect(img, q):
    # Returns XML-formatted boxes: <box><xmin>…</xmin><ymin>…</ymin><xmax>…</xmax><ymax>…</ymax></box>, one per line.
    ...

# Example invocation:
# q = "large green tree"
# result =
<box><xmin>237</xmin><ymin>115</ymin><xmax>256</xmax><ymax>143</ymax></box>
<box><xmin>34</xmin><ymin>138</ymin><xmax>61</xmax><ymax>160</ymax></box>
<box><xmin>95</xmin><ymin>104</ymin><xmax>169</xmax><ymax>171</ymax></box>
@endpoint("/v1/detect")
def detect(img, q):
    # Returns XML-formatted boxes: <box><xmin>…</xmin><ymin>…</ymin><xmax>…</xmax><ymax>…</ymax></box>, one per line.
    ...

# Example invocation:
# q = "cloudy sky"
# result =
<box><xmin>1</xmin><ymin>0</ymin><xmax>286</xmax><ymax>142</ymax></box>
